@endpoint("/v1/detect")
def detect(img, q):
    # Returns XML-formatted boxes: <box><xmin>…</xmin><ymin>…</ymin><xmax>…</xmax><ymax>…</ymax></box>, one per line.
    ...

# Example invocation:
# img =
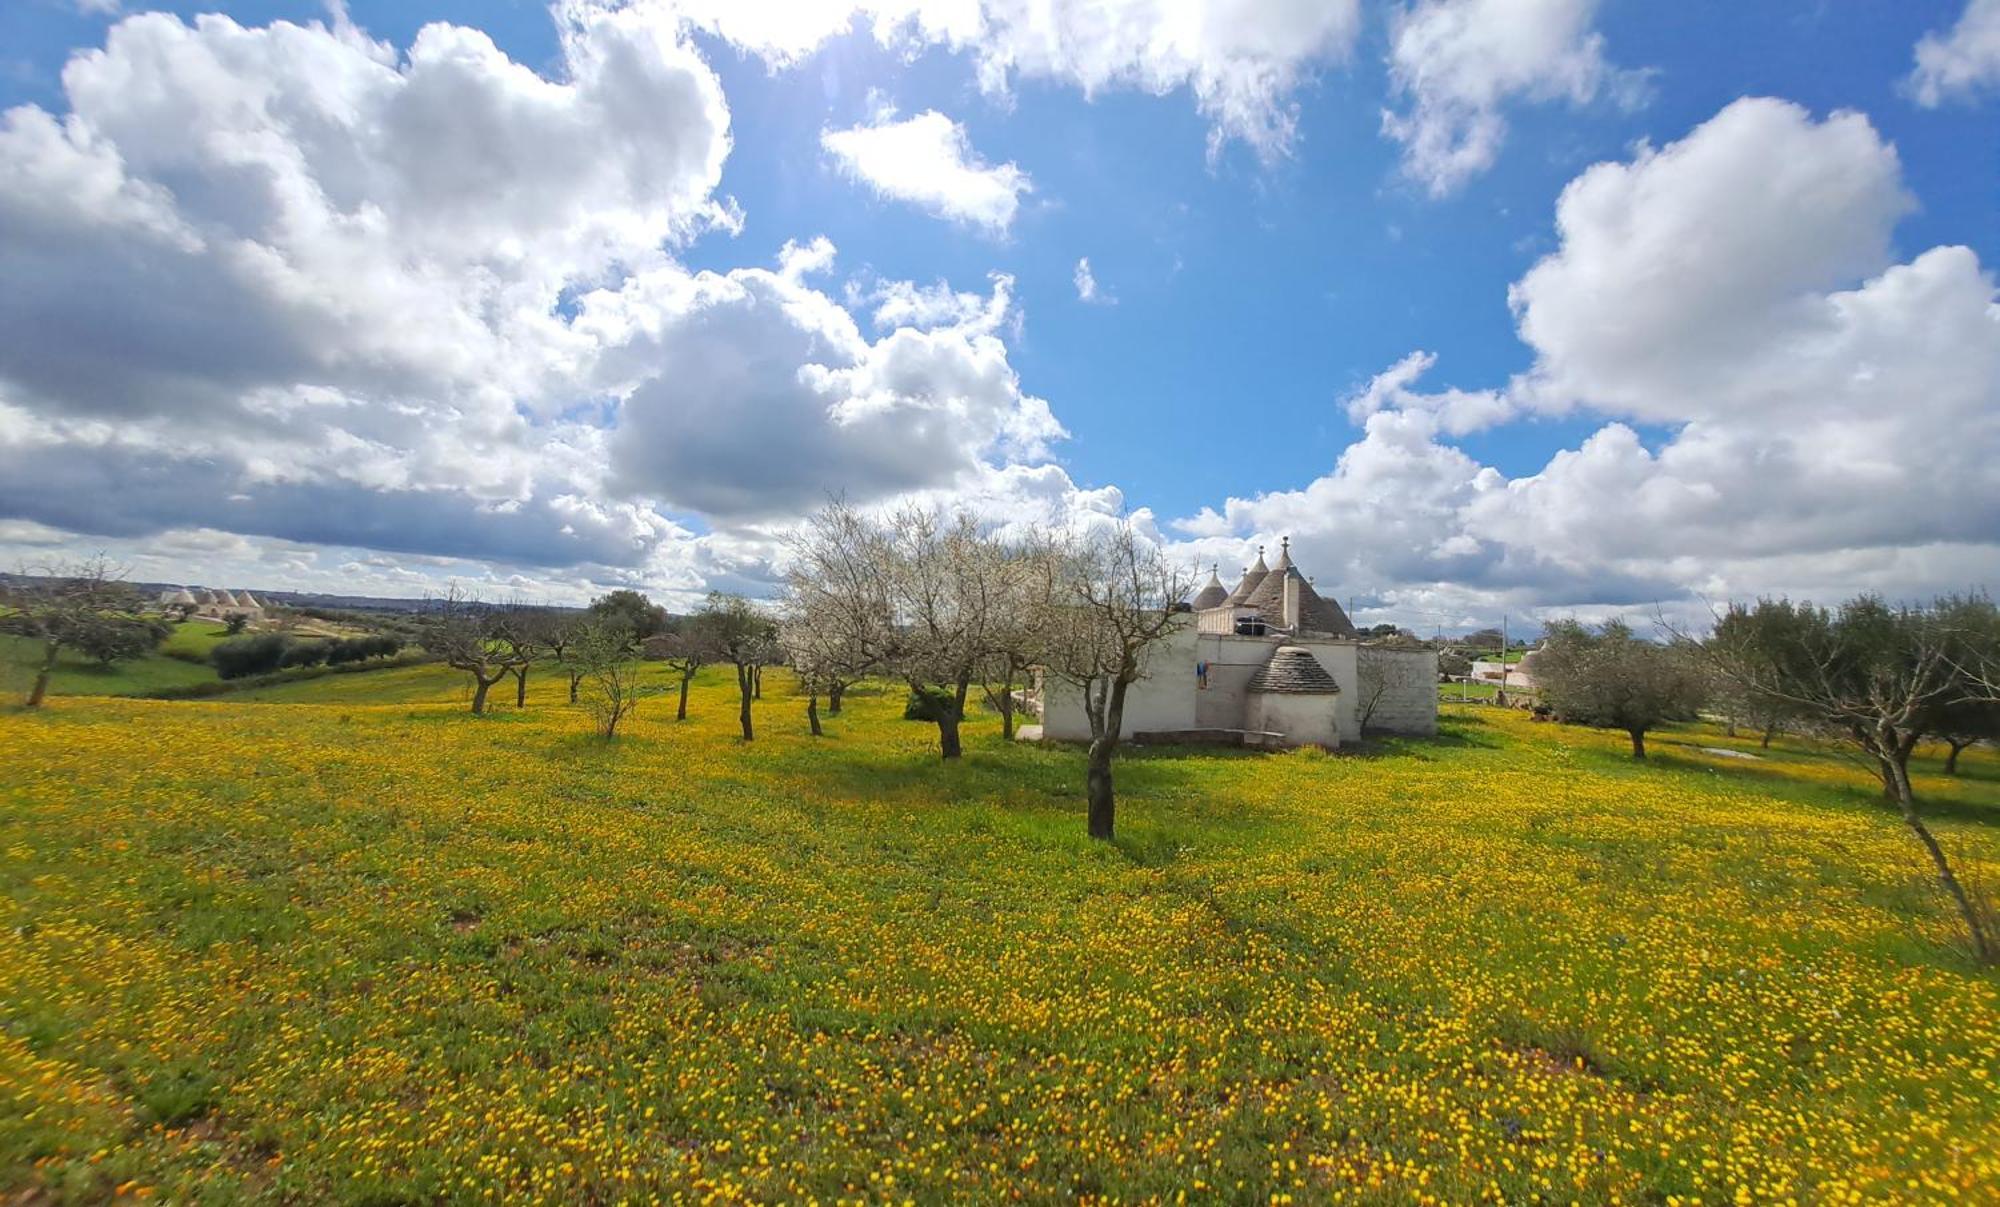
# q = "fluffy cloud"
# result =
<box><xmin>1381</xmin><ymin>0</ymin><xmax>1643</xmax><ymax>195</ymax></box>
<box><xmin>580</xmin><ymin>249</ymin><xmax>1063</xmax><ymax>520</ymax></box>
<box><xmin>649</xmin><ymin>0</ymin><xmax>1361</xmax><ymax>160</ymax></box>
<box><xmin>1175</xmin><ymin>98</ymin><xmax>2000</xmax><ymax>624</ymax></box>
<box><xmin>0</xmin><ymin>8</ymin><xmax>1081</xmax><ymax>597</ymax></box>
<box><xmin>822</xmin><ymin>108</ymin><xmax>1030</xmax><ymax>234</ymax></box>
<box><xmin>1908</xmin><ymin>0</ymin><xmax>2000</xmax><ymax>106</ymax></box>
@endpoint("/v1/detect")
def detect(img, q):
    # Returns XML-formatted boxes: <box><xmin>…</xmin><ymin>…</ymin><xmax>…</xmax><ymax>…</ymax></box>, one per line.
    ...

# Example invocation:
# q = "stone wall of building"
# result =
<box><xmin>1357</xmin><ymin>645</ymin><xmax>1439</xmax><ymax>736</ymax></box>
<box><xmin>1245</xmin><ymin>689</ymin><xmax>1340</xmax><ymax>748</ymax></box>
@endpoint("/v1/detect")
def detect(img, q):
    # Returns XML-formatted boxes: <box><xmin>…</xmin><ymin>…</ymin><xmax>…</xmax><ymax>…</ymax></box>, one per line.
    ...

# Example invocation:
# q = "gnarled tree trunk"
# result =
<box><xmin>26</xmin><ymin>640</ymin><xmax>59</xmax><ymax>708</ymax></box>
<box><xmin>677</xmin><ymin>674</ymin><xmax>692</xmax><ymax>721</ymax></box>
<box><xmin>1628</xmin><ymin>728</ymin><xmax>1647</xmax><ymax>760</ymax></box>
<box><xmin>736</xmin><ymin>663</ymin><xmax>754</xmax><ymax>741</ymax></box>
<box><xmin>807</xmin><ymin>692</ymin><xmax>822</xmax><ymax>736</ymax></box>
<box><xmin>828</xmin><ymin>682</ymin><xmax>844</xmax><ymax>715</ymax></box>
<box><xmin>513</xmin><ymin>665</ymin><xmax>529</xmax><ymax>708</ymax></box>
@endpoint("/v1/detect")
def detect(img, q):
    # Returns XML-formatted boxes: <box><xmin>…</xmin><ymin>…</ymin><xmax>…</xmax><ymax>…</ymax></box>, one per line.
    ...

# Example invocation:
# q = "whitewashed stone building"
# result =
<box><xmin>1033</xmin><ymin>539</ymin><xmax>1438</xmax><ymax>749</ymax></box>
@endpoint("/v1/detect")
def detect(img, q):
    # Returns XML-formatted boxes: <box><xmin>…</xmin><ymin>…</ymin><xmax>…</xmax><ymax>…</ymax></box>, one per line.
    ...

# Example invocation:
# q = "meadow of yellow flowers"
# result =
<box><xmin>2</xmin><ymin>665</ymin><xmax>1996</xmax><ymax>1204</ymax></box>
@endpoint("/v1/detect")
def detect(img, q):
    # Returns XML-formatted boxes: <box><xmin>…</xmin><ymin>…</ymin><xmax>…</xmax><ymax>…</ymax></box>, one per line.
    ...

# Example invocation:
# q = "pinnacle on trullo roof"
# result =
<box><xmin>1190</xmin><ymin>564</ymin><xmax>1229</xmax><ymax>611</ymax></box>
<box><xmin>1202</xmin><ymin>536</ymin><xmax>1359</xmax><ymax>638</ymax></box>
<box><xmin>1225</xmin><ymin>545</ymin><xmax>1269</xmax><ymax>605</ymax></box>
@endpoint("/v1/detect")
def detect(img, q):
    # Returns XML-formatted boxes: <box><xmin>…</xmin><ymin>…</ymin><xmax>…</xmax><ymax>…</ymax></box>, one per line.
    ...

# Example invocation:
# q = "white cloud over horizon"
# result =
<box><xmin>1169</xmin><ymin>98</ymin><xmax>2000</xmax><ymax>629</ymax></box>
<box><xmin>1</xmin><ymin>8</ymin><xmax>1996</xmax><ymax>635</ymax></box>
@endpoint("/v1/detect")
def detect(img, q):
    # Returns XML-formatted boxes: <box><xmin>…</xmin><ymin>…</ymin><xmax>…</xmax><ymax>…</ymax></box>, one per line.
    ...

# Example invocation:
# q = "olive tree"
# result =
<box><xmin>697</xmin><ymin>593</ymin><xmax>774</xmax><ymax>741</ymax></box>
<box><xmin>1705</xmin><ymin>595</ymin><xmax>1997</xmax><ymax>964</ymax></box>
<box><xmin>570</xmin><ymin>618</ymin><xmax>650</xmax><ymax>737</ymax></box>
<box><xmin>1534</xmin><ymin>619</ymin><xmax>1707</xmax><ymax>759</ymax></box>
<box><xmin>419</xmin><ymin>588</ymin><xmax>525</xmax><ymax>715</ymax></box>
<box><xmin>644</xmin><ymin>627</ymin><xmax>719</xmax><ymax>721</ymax></box>
<box><xmin>1038</xmin><ymin>523</ymin><xmax>1196</xmax><ymax>841</ymax></box>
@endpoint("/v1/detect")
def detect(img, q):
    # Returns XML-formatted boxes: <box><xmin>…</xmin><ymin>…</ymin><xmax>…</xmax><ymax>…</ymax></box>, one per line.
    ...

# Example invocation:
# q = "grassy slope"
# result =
<box><xmin>0</xmin><ymin>670</ymin><xmax>1995</xmax><ymax>1203</ymax></box>
<box><xmin>0</xmin><ymin>621</ymin><xmax>231</xmax><ymax>698</ymax></box>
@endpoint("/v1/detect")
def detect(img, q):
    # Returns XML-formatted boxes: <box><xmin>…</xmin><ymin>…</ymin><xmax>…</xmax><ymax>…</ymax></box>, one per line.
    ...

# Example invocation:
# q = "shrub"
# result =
<box><xmin>211</xmin><ymin>634</ymin><xmax>290</xmax><ymax>679</ymax></box>
<box><xmin>903</xmin><ymin>686</ymin><xmax>959</xmax><ymax>722</ymax></box>
<box><xmin>280</xmin><ymin>641</ymin><xmax>331</xmax><ymax>669</ymax></box>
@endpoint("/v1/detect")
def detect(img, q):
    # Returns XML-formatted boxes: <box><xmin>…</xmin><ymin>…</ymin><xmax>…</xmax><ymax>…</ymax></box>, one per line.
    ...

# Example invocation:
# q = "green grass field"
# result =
<box><xmin>1</xmin><ymin>664</ymin><xmax>1996</xmax><ymax>1203</ymax></box>
<box><xmin>0</xmin><ymin>621</ymin><xmax>232</xmax><ymax>698</ymax></box>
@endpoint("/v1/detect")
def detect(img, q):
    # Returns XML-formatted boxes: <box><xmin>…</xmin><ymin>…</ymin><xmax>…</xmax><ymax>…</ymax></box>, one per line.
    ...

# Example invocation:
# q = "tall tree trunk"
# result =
<box><xmin>752</xmin><ymin>666</ymin><xmax>762</xmax><ymax>700</ymax></box>
<box><xmin>1883</xmin><ymin>750</ymin><xmax>1994</xmax><ymax>965</ymax></box>
<box><xmin>677</xmin><ymin>674</ymin><xmax>691</xmax><ymax>721</ymax></box>
<box><xmin>736</xmin><ymin>663</ymin><xmax>754</xmax><ymax>741</ymax></box>
<box><xmin>1944</xmin><ymin>738</ymin><xmax>1971</xmax><ymax>776</ymax></box>
<box><xmin>26</xmin><ymin>640</ymin><xmax>58</xmax><ymax>708</ymax></box>
<box><xmin>567</xmin><ymin>671</ymin><xmax>580</xmax><ymax>705</ymax></box>
<box><xmin>828</xmin><ymin>682</ymin><xmax>843</xmax><ymax>715</ymax></box>
<box><xmin>997</xmin><ymin>665</ymin><xmax>1016</xmax><ymax>741</ymax></box>
<box><xmin>1086</xmin><ymin>679</ymin><xmax>1129</xmax><ymax>841</ymax></box>
<box><xmin>471</xmin><ymin>674</ymin><xmax>494</xmax><ymax>715</ymax></box>
<box><xmin>1629</xmin><ymin>727</ymin><xmax>1647</xmax><ymax>760</ymax></box>
<box><xmin>1761</xmin><ymin>721</ymin><xmax>1777</xmax><ymax>749</ymax></box>
<box><xmin>513</xmin><ymin>665</ymin><xmax>529</xmax><ymax>708</ymax></box>
<box><xmin>936</xmin><ymin>674</ymin><xmax>972</xmax><ymax>760</ymax></box>
<box><xmin>1724</xmin><ymin>715</ymin><xmax>1738</xmax><ymax>738</ymax></box>
<box><xmin>807</xmin><ymin>692</ymin><xmax>822</xmax><ymax>736</ymax></box>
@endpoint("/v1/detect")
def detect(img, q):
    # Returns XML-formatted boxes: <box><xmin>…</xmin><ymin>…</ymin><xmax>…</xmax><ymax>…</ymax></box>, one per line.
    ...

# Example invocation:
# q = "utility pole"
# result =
<box><xmin>1497</xmin><ymin>614</ymin><xmax>1509</xmax><ymax>707</ymax></box>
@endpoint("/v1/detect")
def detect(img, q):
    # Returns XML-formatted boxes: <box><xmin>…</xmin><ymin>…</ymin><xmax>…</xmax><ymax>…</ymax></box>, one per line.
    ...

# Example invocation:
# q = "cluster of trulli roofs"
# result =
<box><xmin>156</xmin><ymin>586</ymin><xmax>267</xmax><ymax>621</ymax></box>
<box><xmin>1031</xmin><ymin>538</ymin><xmax>1438</xmax><ymax>749</ymax></box>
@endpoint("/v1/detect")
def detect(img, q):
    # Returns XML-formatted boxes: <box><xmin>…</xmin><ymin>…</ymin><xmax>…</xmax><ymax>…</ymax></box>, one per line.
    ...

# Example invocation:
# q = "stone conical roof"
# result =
<box><xmin>1190</xmin><ymin>565</ymin><xmax>1229</xmax><ymax>610</ymax></box>
<box><xmin>1240</xmin><ymin>564</ymin><xmax>1358</xmax><ymax>637</ymax></box>
<box><xmin>1225</xmin><ymin>547</ymin><xmax>1269</xmax><ymax>605</ymax></box>
<box><xmin>236</xmin><ymin>591</ymin><xmax>262</xmax><ymax>609</ymax></box>
<box><xmin>1246</xmin><ymin>646</ymin><xmax>1340</xmax><ymax>694</ymax></box>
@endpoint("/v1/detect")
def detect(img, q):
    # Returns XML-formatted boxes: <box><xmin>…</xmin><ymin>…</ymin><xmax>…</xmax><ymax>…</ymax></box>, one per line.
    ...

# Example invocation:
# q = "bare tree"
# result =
<box><xmin>490</xmin><ymin>602</ymin><xmax>555</xmax><ymax>709</ymax></box>
<box><xmin>785</xmin><ymin>502</ymin><xmax>1006</xmax><ymax>760</ymax></box>
<box><xmin>978</xmin><ymin>538</ymin><xmax>1053</xmax><ymax>741</ymax></box>
<box><xmin>780</xmin><ymin>578</ymin><xmax>880</xmax><ymax>736</ymax></box>
<box><xmin>1704</xmin><ymin>595</ymin><xmax>1997</xmax><ymax>964</ymax></box>
<box><xmin>419</xmin><ymin>587</ymin><xmax>525</xmax><ymax>715</ymax></box>
<box><xmin>1</xmin><ymin>556</ymin><xmax>148</xmax><ymax>707</ymax></box>
<box><xmin>543</xmin><ymin>614</ymin><xmax>590</xmax><ymax>704</ymax></box>
<box><xmin>571</xmin><ymin>618</ymin><xmax>650</xmax><ymax>737</ymax></box>
<box><xmin>698</xmin><ymin>592</ymin><xmax>773</xmax><ymax>741</ymax></box>
<box><xmin>1534</xmin><ymin>619</ymin><xmax>1707</xmax><ymax>759</ymax></box>
<box><xmin>1039</xmin><ymin>523</ymin><xmax>1196</xmax><ymax>841</ymax></box>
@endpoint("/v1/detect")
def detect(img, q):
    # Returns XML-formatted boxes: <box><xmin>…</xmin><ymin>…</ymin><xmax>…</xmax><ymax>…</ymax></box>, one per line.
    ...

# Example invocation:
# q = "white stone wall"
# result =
<box><xmin>1356</xmin><ymin>646</ymin><xmax>1439</xmax><ymax>736</ymax></box>
<box><xmin>1039</xmin><ymin>622</ymin><xmax>1201</xmax><ymax>741</ymax></box>
<box><xmin>1246</xmin><ymin>690</ymin><xmax>1340</xmax><ymax>748</ymax></box>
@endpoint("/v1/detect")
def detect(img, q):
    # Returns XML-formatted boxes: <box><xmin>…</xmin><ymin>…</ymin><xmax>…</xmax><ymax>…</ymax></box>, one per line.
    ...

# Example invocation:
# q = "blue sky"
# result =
<box><xmin>0</xmin><ymin>0</ymin><xmax>1996</xmax><ymax>626</ymax></box>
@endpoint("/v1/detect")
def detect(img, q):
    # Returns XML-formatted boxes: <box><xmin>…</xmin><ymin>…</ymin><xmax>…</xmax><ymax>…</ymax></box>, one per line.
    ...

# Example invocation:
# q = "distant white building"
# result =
<box><xmin>1032</xmin><ymin>539</ymin><xmax>1437</xmax><ymax>749</ymax></box>
<box><xmin>158</xmin><ymin>586</ymin><xmax>267</xmax><ymax>623</ymax></box>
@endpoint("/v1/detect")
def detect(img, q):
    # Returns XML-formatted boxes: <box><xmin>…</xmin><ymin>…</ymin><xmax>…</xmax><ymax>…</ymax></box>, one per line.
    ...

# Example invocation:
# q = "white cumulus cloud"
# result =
<box><xmin>1907</xmin><ymin>0</ymin><xmax>2000</xmax><ymax>106</ymax></box>
<box><xmin>822</xmin><ymin>108</ymin><xmax>1030</xmax><ymax>234</ymax></box>
<box><xmin>1382</xmin><ymin>0</ymin><xmax>1645</xmax><ymax>196</ymax></box>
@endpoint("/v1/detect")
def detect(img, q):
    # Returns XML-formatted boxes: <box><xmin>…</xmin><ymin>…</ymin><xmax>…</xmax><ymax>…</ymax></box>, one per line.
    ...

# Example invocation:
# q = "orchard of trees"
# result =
<box><xmin>1524</xmin><ymin>598</ymin><xmax>2000</xmax><ymax>965</ymax></box>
